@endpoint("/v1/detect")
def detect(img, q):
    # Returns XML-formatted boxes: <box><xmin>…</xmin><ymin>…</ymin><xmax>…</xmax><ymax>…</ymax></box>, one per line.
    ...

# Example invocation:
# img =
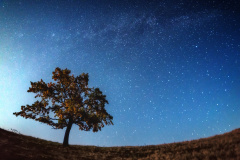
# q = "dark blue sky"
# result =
<box><xmin>0</xmin><ymin>0</ymin><xmax>239</xmax><ymax>146</ymax></box>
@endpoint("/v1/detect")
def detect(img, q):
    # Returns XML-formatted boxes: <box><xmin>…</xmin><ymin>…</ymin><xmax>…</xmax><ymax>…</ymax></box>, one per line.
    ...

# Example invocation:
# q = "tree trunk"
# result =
<box><xmin>63</xmin><ymin>117</ymin><xmax>73</xmax><ymax>147</ymax></box>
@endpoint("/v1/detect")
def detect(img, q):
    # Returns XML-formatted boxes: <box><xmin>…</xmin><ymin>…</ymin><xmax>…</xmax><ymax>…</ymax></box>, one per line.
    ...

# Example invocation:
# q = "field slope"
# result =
<box><xmin>0</xmin><ymin>128</ymin><xmax>240</xmax><ymax>160</ymax></box>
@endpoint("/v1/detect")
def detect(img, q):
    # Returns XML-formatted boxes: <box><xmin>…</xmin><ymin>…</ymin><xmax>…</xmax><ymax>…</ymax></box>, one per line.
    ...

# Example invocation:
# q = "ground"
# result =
<box><xmin>0</xmin><ymin>128</ymin><xmax>240</xmax><ymax>160</ymax></box>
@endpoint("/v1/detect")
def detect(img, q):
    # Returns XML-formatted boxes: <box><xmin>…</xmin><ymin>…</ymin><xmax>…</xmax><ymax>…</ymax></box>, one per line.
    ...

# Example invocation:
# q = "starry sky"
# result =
<box><xmin>0</xmin><ymin>0</ymin><xmax>240</xmax><ymax>146</ymax></box>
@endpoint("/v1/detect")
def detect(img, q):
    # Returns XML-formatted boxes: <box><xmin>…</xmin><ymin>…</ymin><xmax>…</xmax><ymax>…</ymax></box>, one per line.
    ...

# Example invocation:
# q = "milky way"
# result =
<box><xmin>0</xmin><ymin>0</ymin><xmax>239</xmax><ymax>146</ymax></box>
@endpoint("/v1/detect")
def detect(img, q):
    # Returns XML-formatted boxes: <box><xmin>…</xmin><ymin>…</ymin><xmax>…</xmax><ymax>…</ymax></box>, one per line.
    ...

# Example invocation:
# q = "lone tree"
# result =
<box><xmin>13</xmin><ymin>67</ymin><xmax>113</xmax><ymax>146</ymax></box>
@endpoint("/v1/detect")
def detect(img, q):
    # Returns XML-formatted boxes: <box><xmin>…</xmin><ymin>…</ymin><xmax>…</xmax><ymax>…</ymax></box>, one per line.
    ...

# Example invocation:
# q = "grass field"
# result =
<box><xmin>0</xmin><ymin>127</ymin><xmax>239</xmax><ymax>160</ymax></box>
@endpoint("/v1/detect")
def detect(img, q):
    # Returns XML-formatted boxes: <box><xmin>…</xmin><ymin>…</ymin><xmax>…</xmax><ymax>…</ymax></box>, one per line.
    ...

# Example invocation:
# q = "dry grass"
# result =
<box><xmin>0</xmin><ymin>128</ymin><xmax>239</xmax><ymax>160</ymax></box>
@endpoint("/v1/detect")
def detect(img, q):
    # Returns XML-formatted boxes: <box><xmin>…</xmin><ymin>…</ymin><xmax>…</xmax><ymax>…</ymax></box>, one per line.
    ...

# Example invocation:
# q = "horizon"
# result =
<box><xmin>1</xmin><ymin>127</ymin><xmax>239</xmax><ymax>147</ymax></box>
<box><xmin>0</xmin><ymin>0</ymin><xmax>240</xmax><ymax>147</ymax></box>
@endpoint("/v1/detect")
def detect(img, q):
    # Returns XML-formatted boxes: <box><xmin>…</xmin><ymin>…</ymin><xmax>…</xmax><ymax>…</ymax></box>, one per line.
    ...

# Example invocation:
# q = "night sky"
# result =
<box><xmin>0</xmin><ymin>0</ymin><xmax>240</xmax><ymax>146</ymax></box>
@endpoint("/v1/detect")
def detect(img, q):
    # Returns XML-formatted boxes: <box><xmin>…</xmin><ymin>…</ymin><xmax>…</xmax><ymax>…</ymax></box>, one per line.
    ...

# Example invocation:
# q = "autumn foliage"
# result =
<box><xmin>13</xmin><ymin>67</ymin><xmax>113</xmax><ymax>146</ymax></box>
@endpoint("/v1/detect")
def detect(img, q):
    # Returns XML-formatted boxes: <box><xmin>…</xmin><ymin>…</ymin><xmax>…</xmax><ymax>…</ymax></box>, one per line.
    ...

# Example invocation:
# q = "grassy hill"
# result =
<box><xmin>0</xmin><ymin>128</ymin><xmax>239</xmax><ymax>160</ymax></box>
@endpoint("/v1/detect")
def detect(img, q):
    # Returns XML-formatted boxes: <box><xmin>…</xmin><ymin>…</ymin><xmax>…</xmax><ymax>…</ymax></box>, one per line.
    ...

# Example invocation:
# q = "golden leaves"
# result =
<box><xmin>13</xmin><ymin>67</ymin><xmax>113</xmax><ymax>132</ymax></box>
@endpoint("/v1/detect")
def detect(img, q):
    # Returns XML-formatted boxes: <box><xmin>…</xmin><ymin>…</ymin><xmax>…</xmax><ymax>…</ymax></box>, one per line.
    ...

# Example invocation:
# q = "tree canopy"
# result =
<box><xmin>13</xmin><ymin>67</ymin><xmax>113</xmax><ymax>146</ymax></box>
